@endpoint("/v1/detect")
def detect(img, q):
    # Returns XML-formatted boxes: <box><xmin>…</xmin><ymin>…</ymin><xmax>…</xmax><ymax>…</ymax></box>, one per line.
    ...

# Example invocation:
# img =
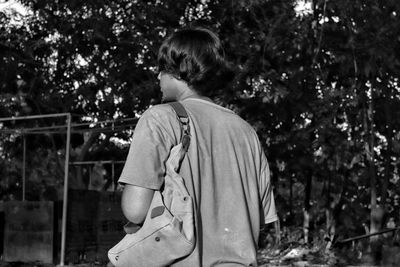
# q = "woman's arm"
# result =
<box><xmin>121</xmin><ymin>184</ymin><xmax>155</xmax><ymax>225</ymax></box>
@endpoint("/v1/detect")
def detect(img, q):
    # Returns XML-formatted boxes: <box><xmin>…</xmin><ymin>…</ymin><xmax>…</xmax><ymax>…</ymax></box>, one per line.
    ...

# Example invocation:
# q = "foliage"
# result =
<box><xmin>1</xmin><ymin>0</ymin><xmax>400</xmax><ymax>255</ymax></box>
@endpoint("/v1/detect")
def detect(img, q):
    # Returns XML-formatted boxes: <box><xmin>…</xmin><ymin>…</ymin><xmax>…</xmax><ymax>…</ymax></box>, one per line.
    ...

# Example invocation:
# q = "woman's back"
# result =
<box><xmin>173</xmin><ymin>98</ymin><xmax>277</xmax><ymax>266</ymax></box>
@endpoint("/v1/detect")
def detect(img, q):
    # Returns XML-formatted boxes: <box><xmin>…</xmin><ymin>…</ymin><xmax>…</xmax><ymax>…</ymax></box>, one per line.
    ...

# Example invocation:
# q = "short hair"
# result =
<box><xmin>157</xmin><ymin>27</ymin><xmax>234</xmax><ymax>97</ymax></box>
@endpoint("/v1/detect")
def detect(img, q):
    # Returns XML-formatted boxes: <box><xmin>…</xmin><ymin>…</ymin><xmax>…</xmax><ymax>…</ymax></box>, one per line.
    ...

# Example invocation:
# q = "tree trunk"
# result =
<box><xmin>325</xmin><ymin>175</ymin><xmax>344</xmax><ymax>251</ymax></box>
<box><xmin>303</xmin><ymin>168</ymin><xmax>312</xmax><ymax>244</ymax></box>
<box><xmin>325</xmin><ymin>171</ymin><xmax>333</xmax><ymax>249</ymax></box>
<box><xmin>70</xmin><ymin>132</ymin><xmax>100</xmax><ymax>189</ymax></box>
<box><xmin>289</xmin><ymin>172</ymin><xmax>293</xmax><ymax>221</ymax></box>
<box><xmin>381</xmin><ymin>97</ymin><xmax>393</xmax><ymax>206</ymax></box>
<box><xmin>365</xmin><ymin>86</ymin><xmax>382</xmax><ymax>242</ymax></box>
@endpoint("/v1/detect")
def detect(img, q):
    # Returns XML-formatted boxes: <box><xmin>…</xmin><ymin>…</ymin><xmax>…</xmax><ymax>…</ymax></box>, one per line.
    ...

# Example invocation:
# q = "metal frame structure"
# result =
<box><xmin>0</xmin><ymin>113</ymin><xmax>137</xmax><ymax>265</ymax></box>
<box><xmin>0</xmin><ymin>113</ymin><xmax>71</xmax><ymax>266</ymax></box>
<box><xmin>71</xmin><ymin>160</ymin><xmax>125</xmax><ymax>191</ymax></box>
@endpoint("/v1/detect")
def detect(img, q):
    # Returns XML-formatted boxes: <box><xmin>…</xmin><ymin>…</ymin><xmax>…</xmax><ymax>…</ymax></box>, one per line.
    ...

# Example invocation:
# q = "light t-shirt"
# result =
<box><xmin>119</xmin><ymin>98</ymin><xmax>278</xmax><ymax>266</ymax></box>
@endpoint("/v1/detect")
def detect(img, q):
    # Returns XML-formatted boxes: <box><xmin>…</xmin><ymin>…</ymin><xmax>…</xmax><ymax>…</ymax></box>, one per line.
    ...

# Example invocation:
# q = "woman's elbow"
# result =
<box><xmin>121</xmin><ymin>185</ymin><xmax>154</xmax><ymax>224</ymax></box>
<box><xmin>121</xmin><ymin>202</ymin><xmax>147</xmax><ymax>224</ymax></box>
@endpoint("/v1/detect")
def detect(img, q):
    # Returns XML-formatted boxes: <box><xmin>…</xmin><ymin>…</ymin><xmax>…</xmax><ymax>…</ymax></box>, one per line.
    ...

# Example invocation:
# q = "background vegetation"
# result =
<box><xmin>1</xmin><ymin>0</ymin><xmax>400</xmax><ymax>264</ymax></box>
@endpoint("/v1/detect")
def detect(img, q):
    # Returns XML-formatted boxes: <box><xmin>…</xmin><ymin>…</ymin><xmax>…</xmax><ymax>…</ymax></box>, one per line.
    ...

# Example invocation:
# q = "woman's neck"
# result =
<box><xmin>180</xmin><ymin>94</ymin><xmax>213</xmax><ymax>103</ymax></box>
<box><xmin>177</xmin><ymin>89</ymin><xmax>212</xmax><ymax>103</ymax></box>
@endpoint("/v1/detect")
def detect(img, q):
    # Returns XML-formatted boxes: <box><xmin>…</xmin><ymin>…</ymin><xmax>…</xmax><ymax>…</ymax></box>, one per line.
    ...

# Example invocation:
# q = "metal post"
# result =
<box><xmin>112</xmin><ymin>162</ymin><xmax>115</xmax><ymax>191</ymax></box>
<box><xmin>0</xmin><ymin>113</ymin><xmax>70</xmax><ymax>122</ymax></box>
<box><xmin>60</xmin><ymin>114</ymin><xmax>71</xmax><ymax>266</ymax></box>
<box><xmin>89</xmin><ymin>166</ymin><xmax>92</xmax><ymax>190</ymax></box>
<box><xmin>22</xmin><ymin>134</ymin><xmax>26</xmax><ymax>201</ymax></box>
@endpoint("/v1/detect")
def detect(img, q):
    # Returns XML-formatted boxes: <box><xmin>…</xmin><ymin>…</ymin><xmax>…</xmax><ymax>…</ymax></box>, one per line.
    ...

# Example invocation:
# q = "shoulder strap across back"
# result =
<box><xmin>168</xmin><ymin>102</ymin><xmax>191</xmax><ymax>152</ymax></box>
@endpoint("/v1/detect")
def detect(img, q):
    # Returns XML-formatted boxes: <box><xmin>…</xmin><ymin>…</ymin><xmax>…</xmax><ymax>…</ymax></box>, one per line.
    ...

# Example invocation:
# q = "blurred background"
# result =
<box><xmin>0</xmin><ymin>0</ymin><xmax>400</xmax><ymax>266</ymax></box>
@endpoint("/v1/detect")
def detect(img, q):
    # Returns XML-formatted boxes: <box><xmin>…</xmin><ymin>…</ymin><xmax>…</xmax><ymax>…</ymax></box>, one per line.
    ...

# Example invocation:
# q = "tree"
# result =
<box><xmin>1</xmin><ymin>0</ymin><xmax>400</xmax><ymax>256</ymax></box>
<box><xmin>0</xmin><ymin>0</ymin><xmax>196</xmax><ymax>196</ymax></box>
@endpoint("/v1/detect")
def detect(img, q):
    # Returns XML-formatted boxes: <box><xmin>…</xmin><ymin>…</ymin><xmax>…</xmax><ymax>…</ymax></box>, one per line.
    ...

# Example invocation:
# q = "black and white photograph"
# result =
<box><xmin>0</xmin><ymin>0</ymin><xmax>399</xmax><ymax>266</ymax></box>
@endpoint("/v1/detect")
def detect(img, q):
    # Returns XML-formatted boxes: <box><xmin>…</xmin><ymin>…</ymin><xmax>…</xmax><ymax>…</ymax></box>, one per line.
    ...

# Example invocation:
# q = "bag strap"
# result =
<box><xmin>168</xmin><ymin>102</ymin><xmax>191</xmax><ymax>152</ymax></box>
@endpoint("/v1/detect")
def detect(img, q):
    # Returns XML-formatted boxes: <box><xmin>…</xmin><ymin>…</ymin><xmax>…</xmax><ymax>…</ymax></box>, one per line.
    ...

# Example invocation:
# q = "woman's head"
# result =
<box><xmin>157</xmin><ymin>27</ymin><xmax>234</xmax><ymax>97</ymax></box>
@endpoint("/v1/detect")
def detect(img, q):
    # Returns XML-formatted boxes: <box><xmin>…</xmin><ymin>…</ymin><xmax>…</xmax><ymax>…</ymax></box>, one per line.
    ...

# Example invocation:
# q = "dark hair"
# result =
<box><xmin>157</xmin><ymin>27</ymin><xmax>234</xmax><ymax>97</ymax></box>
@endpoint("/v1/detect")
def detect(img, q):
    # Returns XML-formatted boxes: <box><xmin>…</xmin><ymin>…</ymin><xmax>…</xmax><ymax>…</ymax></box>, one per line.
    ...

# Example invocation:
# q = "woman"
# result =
<box><xmin>118</xmin><ymin>26</ymin><xmax>278</xmax><ymax>266</ymax></box>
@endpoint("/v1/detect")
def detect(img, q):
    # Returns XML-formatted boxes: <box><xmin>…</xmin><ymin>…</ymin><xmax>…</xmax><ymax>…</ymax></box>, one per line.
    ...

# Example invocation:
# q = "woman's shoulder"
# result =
<box><xmin>138</xmin><ymin>103</ymin><xmax>181</xmax><ymax>133</ymax></box>
<box><xmin>141</xmin><ymin>103</ymin><xmax>176</xmax><ymax>119</ymax></box>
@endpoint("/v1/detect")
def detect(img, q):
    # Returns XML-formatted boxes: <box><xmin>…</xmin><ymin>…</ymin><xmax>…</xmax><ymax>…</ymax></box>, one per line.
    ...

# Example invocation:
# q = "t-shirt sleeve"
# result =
<box><xmin>118</xmin><ymin>107</ymin><xmax>176</xmax><ymax>190</ymax></box>
<box><xmin>259</xmin><ymin>158</ymin><xmax>279</xmax><ymax>224</ymax></box>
